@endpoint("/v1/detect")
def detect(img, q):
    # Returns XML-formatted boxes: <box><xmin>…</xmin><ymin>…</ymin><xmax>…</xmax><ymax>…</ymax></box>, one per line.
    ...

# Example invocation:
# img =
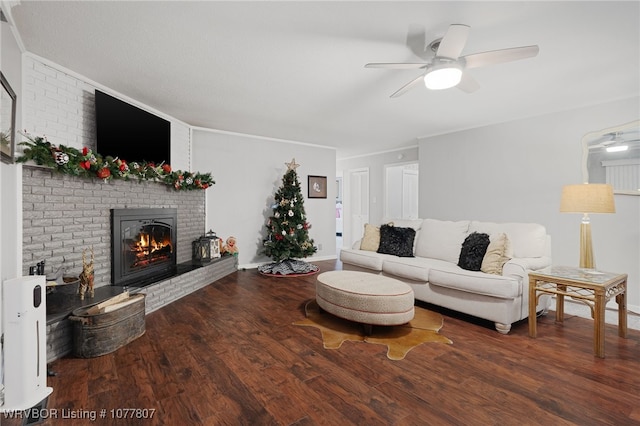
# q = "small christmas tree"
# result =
<box><xmin>259</xmin><ymin>158</ymin><xmax>318</xmax><ymax>276</ymax></box>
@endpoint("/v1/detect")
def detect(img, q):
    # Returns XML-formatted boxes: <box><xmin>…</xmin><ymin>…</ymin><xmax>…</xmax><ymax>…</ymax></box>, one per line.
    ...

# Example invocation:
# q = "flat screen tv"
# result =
<box><xmin>95</xmin><ymin>90</ymin><xmax>171</xmax><ymax>165</ymax></box>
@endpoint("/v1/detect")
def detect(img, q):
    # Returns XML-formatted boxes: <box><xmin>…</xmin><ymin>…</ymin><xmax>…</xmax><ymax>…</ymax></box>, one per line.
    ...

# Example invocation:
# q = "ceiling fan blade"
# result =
<box><xmin>456</xmin><ymin>72</ymin><xmax>480</xmax><ymax>93</ymax></box>
<box><xmin>365</xmin><ymin>63</ymin><xmax>427</xmax><ymax>69</ymax></box>
<box><xmin>436</xmin><ymin>24</ymin><xmax>470</xmax><ymax>59</ymax></box>
<box><xmin>590</xmin><ymin>138</ymin><xmax>640</xmax><ymax>150</ymax></box>
<box><xmin>463</xmin><ymin>45</ymin><xmax>539</xmax><ymax>69</ymax></box>
<box><xmin>390</xmin><ymin>74</ymin><xmax>425</xmax><ymax>98</ymax></box>
<box><xmin>406</xmin><ymin>24</ymin><xmax>430</xmax><ymax>59</ymax></box>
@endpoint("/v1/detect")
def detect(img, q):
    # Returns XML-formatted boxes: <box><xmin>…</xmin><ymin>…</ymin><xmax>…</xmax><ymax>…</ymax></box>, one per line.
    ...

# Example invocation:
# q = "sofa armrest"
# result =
<box><xmin>503</xmin><ymin>256</ymin><xmax>551</xmax><ymax>280</ymax></box>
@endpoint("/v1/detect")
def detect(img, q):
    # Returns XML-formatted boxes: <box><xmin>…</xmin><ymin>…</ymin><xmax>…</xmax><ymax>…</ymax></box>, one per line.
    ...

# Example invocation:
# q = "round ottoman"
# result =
<box><xmin>315</xmin><ymin>270</ymin><xmax>415</xmax><ymax>333</ymax></box>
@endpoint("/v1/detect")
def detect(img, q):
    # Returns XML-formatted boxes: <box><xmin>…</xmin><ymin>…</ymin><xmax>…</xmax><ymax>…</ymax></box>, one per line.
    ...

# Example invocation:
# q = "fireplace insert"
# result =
<box><xmin>111</xmin><ymin>208</ymin><xmax>177</xmax><ymax>287</ymax></box>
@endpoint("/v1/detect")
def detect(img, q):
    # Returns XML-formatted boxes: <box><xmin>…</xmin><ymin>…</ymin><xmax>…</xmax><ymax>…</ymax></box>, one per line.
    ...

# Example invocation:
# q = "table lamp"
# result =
<box><xmin>560</xmin><ymin>183</ymin><xmax>615</xmax><ymax>269</ymax></box>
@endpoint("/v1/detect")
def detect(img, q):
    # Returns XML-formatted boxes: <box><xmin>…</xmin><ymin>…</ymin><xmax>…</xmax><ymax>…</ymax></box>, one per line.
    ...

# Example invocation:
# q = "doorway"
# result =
<box><xmin>384</xmin><ymin>163</ymin><xmax>419</xmax><ymax>220</ymax></box>
<box><xmin>342</xmin><ymin>167</ymin><xmax>369</xmax><ymax>250</ymax></box>
<box><xmin>335</xmin><ymin>175</ymin><xmax>343</xmax><ymax>251</ymax></box>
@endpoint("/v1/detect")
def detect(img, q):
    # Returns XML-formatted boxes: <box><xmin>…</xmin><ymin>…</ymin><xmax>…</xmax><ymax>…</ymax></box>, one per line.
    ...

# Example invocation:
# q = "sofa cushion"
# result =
<box><xmin>458</xmin><ymin>232</ymin><xmax>490</xmax><ymax>271</ymax></box>
<box><xmin>360</xmin><ymin>223</ymin><xmax>381</xmax><ymax>252</ymax></box>
<box><xmin>429</xmin><ymin>267</ymin><xmax>521</xmax><ymax>299</ymax></box>
<box><xmin>415</xmin><ymin>219</ymin><xmax>470</xmax><ymax>263</ymax></box>
<box><xmin>339</xmin><ymin>249</ymin><xmax>386</xmax><ymax>271</ymax></box>
<box><xmin>377</xmin><ymin>224</ymin><xmax>416</xmax><ymax>257</ymax></box>
<box><xmin>382</xmin><ymin>257</ymin><xmax>452</xmax><ymax>282</ymax></box>
<box><xmin>469</xmin><ymin>221</ymin><xmax>547</xmax><ymax>258</ymax></box>
<box><xmin>481</xmin><ymin>233</ymin><xmax>512</xmax><ymax>275</ymax></box>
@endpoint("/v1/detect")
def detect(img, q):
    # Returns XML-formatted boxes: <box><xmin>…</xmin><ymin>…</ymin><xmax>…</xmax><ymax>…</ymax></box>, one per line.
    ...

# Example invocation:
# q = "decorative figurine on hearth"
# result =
<box><xmin>78</xmin><ymin>246</ymin><xmax>95</xmax><ymax>300</ymax></box>
<box><xmin>193</xmin><ymin>230</ymin><xmax>222</xmax><ymax>263</ymax></box>
<box><xmin>222</xmin><ymin>236</ymin><xmax>239</xmax><ymax>257</ymax></box>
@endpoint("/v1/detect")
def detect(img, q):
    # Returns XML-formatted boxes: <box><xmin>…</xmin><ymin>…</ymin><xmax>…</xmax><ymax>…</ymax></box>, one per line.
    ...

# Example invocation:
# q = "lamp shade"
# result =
<box><xmin>560</xmin><ymin>184</ymin><xmax>615</xmax><ymax>213</ymax></box>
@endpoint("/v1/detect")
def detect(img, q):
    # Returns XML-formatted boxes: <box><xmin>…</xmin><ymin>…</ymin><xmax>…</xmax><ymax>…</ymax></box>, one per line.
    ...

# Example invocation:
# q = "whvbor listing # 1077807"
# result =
<box><xmin>2</xmin><ymin>407</ymin><xmax>157</xmax><ymax>421</ymax></box>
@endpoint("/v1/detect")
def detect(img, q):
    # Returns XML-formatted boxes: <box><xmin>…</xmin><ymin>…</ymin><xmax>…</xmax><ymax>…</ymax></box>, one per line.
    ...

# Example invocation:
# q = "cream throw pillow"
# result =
<box><xmin>481</xmin><ymin>233</ymin><xmax>512</xmax><ymax>275</ymax></box>
<box><xmin>360</xmin><ymin>223</ymin><xmax>381</xmax><ymax>251</ymax></box>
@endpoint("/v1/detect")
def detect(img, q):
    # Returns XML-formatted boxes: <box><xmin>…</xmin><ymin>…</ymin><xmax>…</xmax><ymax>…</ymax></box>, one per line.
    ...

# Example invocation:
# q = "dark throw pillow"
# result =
<box><xmin>458</xmin><ymin>232</ymin><xmax>490</xmax><ymax>271</ymax></box>
<box><xmin>377</xmin><ymin>224</ymin><xmax>416</xmax><ymax>257</ymax></box>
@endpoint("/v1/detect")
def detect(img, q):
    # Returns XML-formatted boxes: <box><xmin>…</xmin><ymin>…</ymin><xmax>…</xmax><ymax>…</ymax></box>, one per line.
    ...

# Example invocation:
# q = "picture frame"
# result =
<box><xmin>1</xmin><ymin>72</ymin><xmax>17</xmax><ymax>164</ymax></box>
<box><xmin>308</xmin><ymin>175</ymin><xmax>327</xmax><ymax>199</ymax></box>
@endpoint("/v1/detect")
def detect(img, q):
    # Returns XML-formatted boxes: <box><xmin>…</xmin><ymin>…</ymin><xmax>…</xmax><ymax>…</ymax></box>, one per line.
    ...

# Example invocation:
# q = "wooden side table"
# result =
<box><xmin>528</xmin><ymin>266</ymin><xmax>627</xmax><ymax>358</ymax></box>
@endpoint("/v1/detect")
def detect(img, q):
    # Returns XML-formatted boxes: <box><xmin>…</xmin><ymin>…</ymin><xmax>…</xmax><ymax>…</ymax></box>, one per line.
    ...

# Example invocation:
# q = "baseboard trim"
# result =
<box><xmin>558</xmin><ymin>297</ymin><xmax>640</xmax><ymax>330</ymax></box>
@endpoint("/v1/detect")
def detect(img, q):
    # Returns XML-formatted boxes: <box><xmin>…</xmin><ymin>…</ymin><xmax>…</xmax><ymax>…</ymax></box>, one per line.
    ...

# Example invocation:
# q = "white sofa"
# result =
<box><xmin>339</xmin><ymin>218</ymin><xmax>552</xmax><ymax>334</ymax></box>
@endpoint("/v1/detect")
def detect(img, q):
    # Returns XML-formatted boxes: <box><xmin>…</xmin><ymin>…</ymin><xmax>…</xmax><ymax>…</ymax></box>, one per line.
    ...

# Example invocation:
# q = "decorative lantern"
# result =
<box><xmin>193</xmin><ymin>230</ymin><xmax>221</xmax><ymax>262</ymax></box>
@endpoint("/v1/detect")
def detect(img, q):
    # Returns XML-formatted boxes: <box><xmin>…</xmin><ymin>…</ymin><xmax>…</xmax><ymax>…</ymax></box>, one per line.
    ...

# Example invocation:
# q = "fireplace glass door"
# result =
<box><xmin>122</xmin><ymin>220</ymin><xmax>174</xmax><ymax>274</ymax></box>
<box><xmin>111</xmin><ymin>208</ymin><xmax>177</xmax><ymax>286</ymax></box>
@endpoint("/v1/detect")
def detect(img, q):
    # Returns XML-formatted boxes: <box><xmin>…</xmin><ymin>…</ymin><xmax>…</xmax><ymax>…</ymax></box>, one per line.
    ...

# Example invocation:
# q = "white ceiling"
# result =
<box><xmin>8</xmin><ymin>1</ymin><xmax>640</xmax><ymax>158</ymax></box>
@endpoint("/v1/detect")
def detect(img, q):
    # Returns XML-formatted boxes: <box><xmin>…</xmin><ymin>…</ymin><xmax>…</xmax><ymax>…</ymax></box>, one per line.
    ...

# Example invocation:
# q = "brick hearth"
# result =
<box><xmin>46</xmin><ymin>256</ymin><xmax>237</xmax><ymax>362</ymax></box>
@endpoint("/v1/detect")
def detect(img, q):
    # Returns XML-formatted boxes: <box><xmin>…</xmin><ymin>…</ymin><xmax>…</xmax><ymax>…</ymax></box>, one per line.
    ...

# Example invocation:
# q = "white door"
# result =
<box><xmin>345</xmin><ymin>168</ymin><xmax>369</xmax><ymax>249</ymax></box>
<box><xmin>335</xmin><ymin>176</ymin><xmax>343</xmax><ymax>236</ymax></box>
<box><xmin>384</xmin><ymin>163</ymin><xmax>419</xmax><ymax>220</ymax></box>
<box><xmin>402</xmin><ymin>169</ymin><xmax>419</xmax><ymax>219</ymax></box>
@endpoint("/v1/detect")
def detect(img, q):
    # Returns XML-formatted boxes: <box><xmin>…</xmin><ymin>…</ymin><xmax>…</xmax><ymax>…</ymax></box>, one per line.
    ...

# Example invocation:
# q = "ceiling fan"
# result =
<box><xmin>365</xmin><ymin>24</ymin><xmax>539</xmax><ymax>97</ymax></box>
<box><xmin>588</xmin><ymin>131</ymin><xmax>640</xmax><ymax>152</ymax></box>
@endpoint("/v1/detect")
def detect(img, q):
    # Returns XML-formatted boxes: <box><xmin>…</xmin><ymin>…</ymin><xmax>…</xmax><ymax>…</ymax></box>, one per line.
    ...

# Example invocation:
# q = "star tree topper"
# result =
<box><xmin>285</xmin><ymin>158</ymin><xmax>300</xmax><ymax>171</ymax></box>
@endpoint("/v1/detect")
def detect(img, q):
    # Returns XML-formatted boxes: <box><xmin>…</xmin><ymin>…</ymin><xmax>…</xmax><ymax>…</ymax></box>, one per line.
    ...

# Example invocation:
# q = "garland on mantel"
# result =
<box><xmin>16</xmin><ymin>132</ymin><xmax>214</xmax><ymax>190</ymax></box>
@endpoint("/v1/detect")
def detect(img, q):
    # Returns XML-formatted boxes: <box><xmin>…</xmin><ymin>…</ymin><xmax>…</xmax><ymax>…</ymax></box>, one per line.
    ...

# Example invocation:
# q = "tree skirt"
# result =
<box><xmin>258</xmin><ymin>259</ymin><xmax>319</xmax><ymax>277</ymax></box>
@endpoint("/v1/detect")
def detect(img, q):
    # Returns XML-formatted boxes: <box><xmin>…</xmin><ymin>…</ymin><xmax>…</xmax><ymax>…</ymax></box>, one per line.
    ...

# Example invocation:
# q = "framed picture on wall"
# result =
<box><xmin>1</xmin><ymin>72</ymin><xmax>17</xmax><ymax>164</ymax></box>
<box><xmin>308</xmin><ymin>175</ymin><xmax>327</xmax><ymax>199</ymax></box>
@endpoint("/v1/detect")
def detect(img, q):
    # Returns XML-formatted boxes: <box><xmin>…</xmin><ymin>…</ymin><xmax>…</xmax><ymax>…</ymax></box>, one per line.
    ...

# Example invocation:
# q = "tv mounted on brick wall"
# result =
<box><xmin>95</xmin><ymin>90</ymin><xmax>171</xmax><ymax>165</ymax></box>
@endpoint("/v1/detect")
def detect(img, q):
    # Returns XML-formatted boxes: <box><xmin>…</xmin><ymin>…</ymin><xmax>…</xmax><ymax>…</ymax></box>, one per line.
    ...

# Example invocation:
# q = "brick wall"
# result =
<box><xmin>21</xmin><ymin>54</ymin><xmax>207</xmax><ymax>284</ymax></box>
<box><xmin>23</xmin><ymin>165</ymin><xmax>206</xmax><ymax>286</ymax></box>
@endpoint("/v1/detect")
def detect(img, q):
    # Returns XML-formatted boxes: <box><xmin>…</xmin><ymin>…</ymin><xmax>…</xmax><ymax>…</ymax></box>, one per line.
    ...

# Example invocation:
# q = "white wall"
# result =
<box><xmin>418</xmin><ymin>97</ymin><xmax>640</xmax><ymax>311</ymax></box>
<box><xmin>192</xmin><ymin>129</ymin><xmax>336</xmax><ymax>268</ymax></box>
<box><xmin>1</xmin><ymin>7</ymin><xmax>23</xmax><ymax>284</ymax></box>
<box><xmin>1</xmin><ymin>7</ymin><xmax>24</xmax><ymax>401</ymax></box>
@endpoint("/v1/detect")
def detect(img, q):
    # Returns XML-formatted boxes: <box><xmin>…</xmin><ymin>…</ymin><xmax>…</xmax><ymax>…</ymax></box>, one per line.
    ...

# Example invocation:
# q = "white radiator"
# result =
<box><xmin>1</xmin><ymin>275</ymin><xmax>53</xmax><ymax>411</ymax></box>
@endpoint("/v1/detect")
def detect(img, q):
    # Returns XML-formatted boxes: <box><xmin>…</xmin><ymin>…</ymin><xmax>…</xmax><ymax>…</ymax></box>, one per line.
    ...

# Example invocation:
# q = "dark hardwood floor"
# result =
<box><xmin>5</xmin><ymin>259</ymin><xmax>640</xmax><ymax>425</ymax></box>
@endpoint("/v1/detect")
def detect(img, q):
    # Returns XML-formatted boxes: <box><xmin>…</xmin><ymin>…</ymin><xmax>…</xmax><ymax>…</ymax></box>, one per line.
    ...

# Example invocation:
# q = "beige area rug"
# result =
<box><xmin>293</xmin><ymin>300</ymin><xmax>452</xmax><ymax>360</ymax></box>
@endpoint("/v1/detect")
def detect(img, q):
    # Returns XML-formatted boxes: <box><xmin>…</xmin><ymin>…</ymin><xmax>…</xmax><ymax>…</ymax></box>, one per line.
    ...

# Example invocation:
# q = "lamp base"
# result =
<box><xmin>579</xmin><ymin>222</ymin><xmax>595</xmax><ymax>269</ymax></box>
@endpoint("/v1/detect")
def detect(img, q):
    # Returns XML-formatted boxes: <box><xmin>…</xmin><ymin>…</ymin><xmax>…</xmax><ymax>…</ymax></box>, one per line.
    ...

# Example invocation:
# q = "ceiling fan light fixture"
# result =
<box><xmin>606</xmin><ymin>145</ymin><xmax>629</xmax><ymax>153</ymax></box>
<box><xmin>424</xmin><ymin>63</ymin><xmax>463</xmax><ymax>90</ymax></box>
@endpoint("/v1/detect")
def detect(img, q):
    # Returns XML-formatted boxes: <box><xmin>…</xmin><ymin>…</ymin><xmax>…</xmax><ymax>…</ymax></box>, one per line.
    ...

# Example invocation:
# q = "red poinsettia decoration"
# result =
<box><xmin>96</xmin><ymin>167</ymin><xmax>111</xmax><ymax>179</ymax></box>
<box><xmin>117</xmin><ymin>159</ymin><xmax>128</xmax><ymax>172</ymax></box>
<box><xmin>162</xmin><ymin>164</ymin><xmax>172</xmax><ymax>173</ymax></box>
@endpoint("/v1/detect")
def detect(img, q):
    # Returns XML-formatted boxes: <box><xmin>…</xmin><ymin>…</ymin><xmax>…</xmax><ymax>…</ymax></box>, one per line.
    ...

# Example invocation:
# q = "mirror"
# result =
<box><xmin>1</xmin><ymin>71</ymin><xmax>17</xmax><ymax>164</ymax></box>
<box><xmin>582</xmin><ymin>119</ymin><xmax>640</xmax><ymax>195</ymax></box>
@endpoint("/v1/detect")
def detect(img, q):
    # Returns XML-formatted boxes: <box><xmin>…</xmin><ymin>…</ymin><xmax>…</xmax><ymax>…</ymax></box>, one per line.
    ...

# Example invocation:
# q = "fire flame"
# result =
<box><xmin>131</xmin><ymin>231</ymin><xmax>172</xmax><ymax>267</ymax></box>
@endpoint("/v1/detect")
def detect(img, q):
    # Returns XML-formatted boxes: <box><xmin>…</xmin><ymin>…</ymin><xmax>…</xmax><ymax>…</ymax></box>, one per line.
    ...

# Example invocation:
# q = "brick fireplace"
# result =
<box><xmin>22</xmin><ymin>165</ymin><xmax>238</xmax><ymax>361</ymax></box>
<box><xmin>18</xmin><ymin>57</ymin><xmax>239</xmax><ymax>362</ymax></box>
<box><xmin>22</xmin><ymin>166</ymin><xmax>204</xmax><ymax>285</ymax></box>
